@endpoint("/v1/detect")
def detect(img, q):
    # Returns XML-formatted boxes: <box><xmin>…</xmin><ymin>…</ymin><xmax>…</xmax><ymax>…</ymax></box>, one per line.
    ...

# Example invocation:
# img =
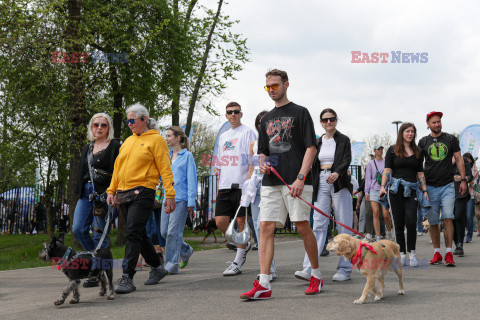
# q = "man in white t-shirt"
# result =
<box><xmin>215</xmin><ymin>102</ymin><xmax>256</xmax><ymax>276</ymax></box>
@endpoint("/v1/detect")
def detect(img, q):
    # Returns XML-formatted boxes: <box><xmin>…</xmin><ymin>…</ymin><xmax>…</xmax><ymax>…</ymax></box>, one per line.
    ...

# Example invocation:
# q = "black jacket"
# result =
<box><xmin>75</xmin><ymin>139</ymin><xmax>120</xmax><ymax>196</ymax></box>
<box><xmin>312</xmin><ymin>130</ymin><xmax>352</xmax><ymax>201</ymax></box>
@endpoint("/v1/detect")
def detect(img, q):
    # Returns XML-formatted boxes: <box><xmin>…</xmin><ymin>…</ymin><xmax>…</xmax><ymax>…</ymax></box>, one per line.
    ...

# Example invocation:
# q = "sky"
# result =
<box><xmin>190</xmin><ymin>0</ymin><xmax>480</xmax><ymax>144</ymax></box>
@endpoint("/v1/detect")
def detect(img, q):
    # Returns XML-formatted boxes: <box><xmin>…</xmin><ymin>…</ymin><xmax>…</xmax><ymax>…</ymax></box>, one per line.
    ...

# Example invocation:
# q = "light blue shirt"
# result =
<box><xmin>170</xmin><ymin>148</ymin><xmax>198</xmax><ymax>209</ymax></box>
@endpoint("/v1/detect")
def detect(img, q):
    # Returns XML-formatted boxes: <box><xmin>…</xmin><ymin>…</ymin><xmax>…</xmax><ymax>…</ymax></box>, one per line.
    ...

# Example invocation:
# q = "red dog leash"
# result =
<box><xmin>269</xmin><ymin>167</ymin><xmax>365</xmax><ymax>238</ymax></box>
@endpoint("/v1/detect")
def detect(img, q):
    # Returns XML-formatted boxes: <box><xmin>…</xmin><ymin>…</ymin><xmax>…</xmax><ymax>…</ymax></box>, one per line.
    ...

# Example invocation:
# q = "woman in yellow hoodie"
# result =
<box><xmin>107</xmin><ymin>103</ymin><xmax>176</xmax><ymax>294</ymax></box>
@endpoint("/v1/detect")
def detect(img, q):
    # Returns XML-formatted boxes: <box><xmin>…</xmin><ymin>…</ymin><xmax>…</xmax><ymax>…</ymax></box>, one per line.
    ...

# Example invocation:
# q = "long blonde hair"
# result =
<box><xmin>168</xmin><ymin>126</ymin><xmax>190</xmax><ymax>151</ymax></box>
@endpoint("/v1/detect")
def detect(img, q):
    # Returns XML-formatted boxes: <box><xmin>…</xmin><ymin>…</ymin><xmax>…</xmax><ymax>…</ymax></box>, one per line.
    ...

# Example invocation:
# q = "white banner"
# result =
<box><xmin>350</xmin><ymin>142</ymin><xmax>365</xmax><ymax>166</ymax></box>
<box><xmin>459</xmin><ymin>125</ymin><xmax>480</xmax><ymax>158</ymax></box>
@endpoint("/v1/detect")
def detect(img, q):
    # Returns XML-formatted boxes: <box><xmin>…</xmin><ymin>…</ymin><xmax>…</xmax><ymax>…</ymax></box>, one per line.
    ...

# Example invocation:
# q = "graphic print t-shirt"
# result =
<box><xmin>217</xmin><ymin>124</ymin><xmax>256</xmax><ymax>190</ymax></box>
<box><xmin>258</xmin><ymin>102</ymin><xmax>316</xmax><ymax>186</ymax></box>
<box><xmin>418</xmin><ymin>132</ymin><xmax>460</xmax><ymax>187</ymax></box>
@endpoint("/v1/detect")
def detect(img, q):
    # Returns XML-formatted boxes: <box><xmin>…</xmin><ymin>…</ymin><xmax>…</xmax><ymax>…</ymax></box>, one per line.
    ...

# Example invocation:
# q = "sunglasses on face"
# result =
<box><xmin>93</xmin><ymin>123</ymin><xmax>108</xmax><ymax>128</ymax></box>
<box><xmin>226</xmin><ymin>110</ymin><xmax>241</xmax><ymax>115</ymax></box>
<box><xmin>264</xmin><ymin>84</ymin><xmax>279</xmax><ymax>92</ymax></box>
<box><xmin>126</xmin><ymin>116</ymin><xmax>142</xmax><ymax>125</ymax></box>
<box><xmin>321</xmin><ymin>117</ymin><xmax>337</xmax><ymax>123</ymax></box>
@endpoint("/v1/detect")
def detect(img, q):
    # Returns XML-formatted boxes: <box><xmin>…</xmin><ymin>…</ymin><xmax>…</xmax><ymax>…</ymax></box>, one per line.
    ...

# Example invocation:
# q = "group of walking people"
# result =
<box><xmin>69</xmin><ymin>67</ymin><xmax>477</xmax><ymax>300</ymax></box>
<box><xmin>73</xmin><ymin>105</ymin><xmax>197</xmax><ymax>293</ymax></box>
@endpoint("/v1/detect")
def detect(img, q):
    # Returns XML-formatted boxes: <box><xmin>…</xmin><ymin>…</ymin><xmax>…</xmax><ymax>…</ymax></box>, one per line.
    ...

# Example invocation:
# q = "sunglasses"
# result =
<box><xmin>126</xmin><ymin>116</ymin><xmax>143</xmax><ymax>125</ymax></box>
<box><xmin>321</xmin><ymin>117</ymin><xmax>337</xmax><ymax>123</ymax></box>
<box><xmin>93</xmin><ymin>123</ymin><xmax>108</xmax><ymax>128</ymax></box>
<box><xmin>433</xmin><ymin>138</ymin><xmax>439</xmax><ymax>148</ymax></box>
<box><xmin>226</xmin><ymin>110</ymin><xmax>241</xmax><ymax>115</ymax></box>
<box><xmin>264</xmin><ymin>84</ymin><xmax>279</xmax><ymax>92</ymax></box>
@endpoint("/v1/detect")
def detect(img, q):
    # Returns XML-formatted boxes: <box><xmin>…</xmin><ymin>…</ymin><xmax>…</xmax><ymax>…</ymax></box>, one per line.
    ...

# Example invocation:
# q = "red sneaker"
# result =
<box><xmin>444</xmin><ymin>252</ymin><xmax>455</xmax><ymax>267</ymax></box>
<box><xmin>305</xmin><ymin>276</ymin><xmax>323</xmax><ymax>295</ymax></box>
<box><xmin>240</xmin><ymin>280</ymin><xmax>272</xmax><ymax>300</ymax></box>
<box><xmin>429</xmin><ymin>252</ymin><xmax>443</xmax><ymax>265</ymax></box>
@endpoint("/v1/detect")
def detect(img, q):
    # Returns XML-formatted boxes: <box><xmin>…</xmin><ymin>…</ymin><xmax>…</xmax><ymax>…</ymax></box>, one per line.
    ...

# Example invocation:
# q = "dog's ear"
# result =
<box><xmin>57</xmin><ymin>233</ymin><xmax>65</xmax><ymax>244</ymax></box>
<box><xmin>337</xmin><ymin>239</ymin><xmax>353</xmax><ymax>256</ymax></box>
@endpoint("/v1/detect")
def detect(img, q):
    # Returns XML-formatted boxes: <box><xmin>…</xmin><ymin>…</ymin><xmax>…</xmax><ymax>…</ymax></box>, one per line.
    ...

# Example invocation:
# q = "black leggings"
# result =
<box><xmin>389</xmin><ymin>191</ymin><xmax>418</xmax><ymax>254</ymax></box>
<box><xmin>453</xmin><ymin>197</ymin><xmax>468</xmax><ymax>247</ymax></box>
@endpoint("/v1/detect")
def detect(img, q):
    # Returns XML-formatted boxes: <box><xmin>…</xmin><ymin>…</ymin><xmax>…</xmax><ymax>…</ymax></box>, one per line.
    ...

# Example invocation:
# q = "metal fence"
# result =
<box><xmin>0</xmin><ymin>185</ymin><xmax>67</xmax><ymax>234</ymax></box>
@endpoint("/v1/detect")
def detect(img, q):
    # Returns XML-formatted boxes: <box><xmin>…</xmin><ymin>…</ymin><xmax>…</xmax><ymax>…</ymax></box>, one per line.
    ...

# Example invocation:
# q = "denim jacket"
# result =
<box><xmin>169</xmin><ymin>148</ymin><xmax>198</xmax><ymax>208</ymax></box>
<box><xmin>379</xmin><ymin>177</ymin><xmax>431</xmax><ymax>218</ymax></box>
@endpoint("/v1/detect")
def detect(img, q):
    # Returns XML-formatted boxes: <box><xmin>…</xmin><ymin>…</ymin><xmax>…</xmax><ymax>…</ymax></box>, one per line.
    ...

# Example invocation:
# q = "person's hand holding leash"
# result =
<box><xmin>379</xmin><ymin>186</ymin><xmax>387</xmax><ymax>199</ymax></box>
<box><xmin>259</xmin><ymin>161</ymin><xmax>271</xmax><ymax>175</ymax></box>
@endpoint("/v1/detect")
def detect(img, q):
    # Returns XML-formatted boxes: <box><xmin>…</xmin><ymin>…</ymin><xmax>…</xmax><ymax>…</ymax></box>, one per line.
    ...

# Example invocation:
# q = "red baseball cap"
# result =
<box><xmin>426</xmin><ymin>111</ymin><xmax>443</xmax><ymax>122</ymax></box>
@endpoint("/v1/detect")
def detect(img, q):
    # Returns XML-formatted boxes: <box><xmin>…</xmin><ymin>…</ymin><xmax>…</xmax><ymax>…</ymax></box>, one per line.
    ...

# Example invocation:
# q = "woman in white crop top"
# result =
<box><xmin>297</xmin><ymin>108</ymin><xmax>354</xmax><ymax>282</ymax></box>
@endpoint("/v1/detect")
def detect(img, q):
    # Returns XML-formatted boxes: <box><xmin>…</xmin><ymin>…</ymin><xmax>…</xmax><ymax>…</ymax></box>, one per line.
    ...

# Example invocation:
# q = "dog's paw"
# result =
<box><xmin>54</xmin><ymin>300</ymin><xmax>64</xmax><ymax>306</ymax></box>
<box><xmin>354</xmin><ymin>299</ymin><xmax>364</xmax><ymax>304</ymax></box>
<box><xmin>99</xmin><ymin>290</ymin><xmax>106</xmax><ymax>296</ymax></box>
<box><xmin>107</xmin><ymin>294</ymin><xmax>115</xmax><ymax>300</ymax></box>
<box><xmin>374</xmin><ymin>295</ymin><xmax>383</xmax><ymax>301</ymax></box>
<box><xmin>398</xmin><ymin>290</ymin><xmax>405</xmax><ymax>295</ymax></box>
<box><xmin>69</xmin><ymin>299</ymin><xmax>79</xmax><ymax>304</ymax></box>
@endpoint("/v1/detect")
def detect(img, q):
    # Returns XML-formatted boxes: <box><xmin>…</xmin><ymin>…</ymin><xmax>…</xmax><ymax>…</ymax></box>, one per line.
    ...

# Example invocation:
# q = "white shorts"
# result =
<box><xmin>259</xmin><ymin>185</ymin><xmax>313</xmax><ymax>228</ymax></box>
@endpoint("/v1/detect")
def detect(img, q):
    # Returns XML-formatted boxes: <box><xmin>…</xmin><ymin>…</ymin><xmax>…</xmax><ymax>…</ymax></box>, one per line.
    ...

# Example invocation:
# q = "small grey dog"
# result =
<box><xmin>39</xmin><ymin>233</ymin><xmax>115</xmax><ymax>305</ymax></box>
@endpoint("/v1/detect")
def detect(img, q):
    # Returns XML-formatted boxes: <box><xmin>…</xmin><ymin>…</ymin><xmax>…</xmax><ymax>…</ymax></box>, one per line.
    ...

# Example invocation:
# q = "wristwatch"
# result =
<box><xmin>461</xmin><ymin>178</ymin><xmax>468</xmax><ymax>182</ymax></box>
<box><xmin>298</xmin><ymin>174</ymin><xmax>306</xmax><ymax>181</ymax></box>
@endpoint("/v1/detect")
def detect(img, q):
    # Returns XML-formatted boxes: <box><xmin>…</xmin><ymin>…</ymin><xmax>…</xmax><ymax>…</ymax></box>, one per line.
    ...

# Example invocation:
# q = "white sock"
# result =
<box><xmin>311</xmin><ymin>268</ymin><xmax>322</xmax><ymax>280</ymax></box>
<box><xmin>434</xmin><ymin>248</ymin><xmax>440</xmax><ymax>253</ymax></box>
<box><xmin>446</xmin><ymin>247</ymin><xmax>452</xmax><ymax>253</ymax></box>
<box><xmin>234</xmin><ymin>247</ymin><xmax>246</xmax><ymax>266</ymax></box>
<box><xmin>259</xmin><ymin>274</ymin><xmax>271</xmax><ymax>289</ymax></box>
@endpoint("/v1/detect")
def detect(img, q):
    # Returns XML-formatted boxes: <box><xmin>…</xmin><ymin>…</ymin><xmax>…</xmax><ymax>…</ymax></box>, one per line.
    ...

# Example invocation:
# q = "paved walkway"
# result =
<box><xmin>1</xmin><ymin>235</ymin><xmax>479</xmax><ymax>319</ymax></box>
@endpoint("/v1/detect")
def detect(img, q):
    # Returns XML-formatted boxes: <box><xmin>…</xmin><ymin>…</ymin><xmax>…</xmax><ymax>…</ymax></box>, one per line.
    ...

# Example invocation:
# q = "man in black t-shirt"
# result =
<box><xmin>418</xmin><ymin>111</ymin><xmax>467</xmax><ymax>267</ymax></box>
<box><xmin>240</xmin><ymin>69</ymin><xmax>321</xmax><ymax>300</ymax></box>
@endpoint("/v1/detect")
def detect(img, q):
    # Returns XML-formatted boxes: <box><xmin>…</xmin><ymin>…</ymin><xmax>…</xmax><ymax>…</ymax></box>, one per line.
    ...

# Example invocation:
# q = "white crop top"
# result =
<box><xmin>318</xmin><ymin>136</ymin><xmax>336</xmax><ymax>165</ymax></box>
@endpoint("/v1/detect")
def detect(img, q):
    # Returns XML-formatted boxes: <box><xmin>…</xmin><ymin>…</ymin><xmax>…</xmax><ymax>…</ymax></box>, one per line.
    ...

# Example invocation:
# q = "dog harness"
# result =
<box><xmin>350</xmin><ymin>242</ymin><xmax>389</xmax><ymax>268</ymax></box>
<box><xmin>57</xmin><ymin>248</ymin><xmax>73</xmax><ymax>270</ymax></box>
<box><xmin>350</xmin><ymin>243</ymin><xmax>377</xmax><ymax>268</ymax></box>
<box><xmin>57</xmin><ymin>248</ymin><xmax>96</xmax><ymax>277</ymax></box>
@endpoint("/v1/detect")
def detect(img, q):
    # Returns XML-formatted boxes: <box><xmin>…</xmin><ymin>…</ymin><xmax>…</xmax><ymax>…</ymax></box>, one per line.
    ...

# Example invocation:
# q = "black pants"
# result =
<box><xmin>389</xmin><ymin>190</ymin><xmax>417</xmax><ymax>254</ymax></box>
<box><xmin>121</xmin><ymin>188</ymin><xmax>159</xmax><ymax>279</ymax></box>
<box><xmin>453</xmin><ymin>197</ymin><xmax>468</xmax><ymax>247</ymax></box>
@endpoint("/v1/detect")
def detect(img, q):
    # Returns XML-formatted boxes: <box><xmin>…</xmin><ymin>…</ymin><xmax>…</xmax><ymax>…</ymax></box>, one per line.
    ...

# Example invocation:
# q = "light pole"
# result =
<box><xmin>392</xmin><ymin>121</ymin><xmax>402</xmax><ymax>134</ymax></box>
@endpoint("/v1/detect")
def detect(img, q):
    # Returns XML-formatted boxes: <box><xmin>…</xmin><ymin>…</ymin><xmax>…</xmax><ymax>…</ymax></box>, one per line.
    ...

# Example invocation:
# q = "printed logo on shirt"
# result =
<box><xmin>222</xmin><ymin>138</ymin><xmax>238</xmax><ymax>151</ymax></box>
<box><xmin>427</xmin><ymin>142</ymin><xmax>448</xmax><ymax>161</ymax></box>
<box><xmin>266</xmin><ymin>117</ymin><xmax>294</xmax><ymax>153</ymax></box>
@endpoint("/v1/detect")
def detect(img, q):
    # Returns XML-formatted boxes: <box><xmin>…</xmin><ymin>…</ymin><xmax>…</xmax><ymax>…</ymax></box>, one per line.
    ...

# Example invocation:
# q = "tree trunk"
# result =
<box><xmin>185</xmin><ymin>0</ymin><xmax>223</xmax><ymax>136</ymax></box>
<box><xmin>65</xmin><ymin>0</ymin><xmax>86</xmax><ymax>248</ymax></box>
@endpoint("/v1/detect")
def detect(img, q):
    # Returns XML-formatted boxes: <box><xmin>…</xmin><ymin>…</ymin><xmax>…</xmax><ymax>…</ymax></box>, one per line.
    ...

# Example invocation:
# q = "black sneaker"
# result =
<box><xmin>115</xmin><ymin>274</ymin><xmax>136</xmax><ymax>294</ymax></box>
<box><xmin>252</xmin><ymin>243</ymin><xmax>258</xmax><ymax>251</ymax></box>
<box><xmin>83</xmin><ymin>277</ymin><xmax>100</xmax><ymax>288</ymax></box>
<box><xmin>144</xmin><ymin>266</ymin><xmax>168</xmax><ymax>285</ymax></box>
<box><xmin>453</xmin><ymin>246</ymin><xmax>464</xmax><ymax>257</ymax></box>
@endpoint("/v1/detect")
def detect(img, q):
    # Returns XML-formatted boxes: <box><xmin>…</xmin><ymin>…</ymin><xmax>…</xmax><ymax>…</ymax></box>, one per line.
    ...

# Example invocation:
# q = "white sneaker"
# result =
<box><xmin>386</xmin><ymin>231</ymin><xmax>394</xmax><ymax>241</ymax></box>
<box><xmin>332</xmin><ymin>272</ymin><xmax>350</xmax><ymax>281</ymax></box>
<box><xmin>400</xmin><ymin>253</ymin><xmax>407</xmax><ymax>266</ymax></box>
<box><xmin>417</xmin><ymin>232</ymin><xmax>423</xmax><ymax>236</ymax></box>
<box><xmin>375</xmin><ymin>236</ymin><xmax>382</xmax><ymax>242</ymax></box>
<box><xmin>294</xmin><ymin>270</ymin><xmax>311</xmax><ymax>281</ymax></box>
<box><xmin>409</xmin><ymin>250</ymin><xmax>419</xmax><ymax>267</ymax></box>
<box><xmin>223</xmin><ymin>262</ymin><xmax>242</xmax><ymax>276</ymax></box>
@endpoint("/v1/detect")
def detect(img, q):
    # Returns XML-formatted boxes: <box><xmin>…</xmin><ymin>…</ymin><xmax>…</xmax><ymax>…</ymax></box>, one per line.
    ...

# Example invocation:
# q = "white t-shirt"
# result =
<box><xmin>217</xmin><ymin>124</ymin><xmax>256</xmax><ymax>189</ymax></box>
<box><xmin>318</xmin><ymin>136</ymin><xmax>336</xmax><ymax>165</ymax></box>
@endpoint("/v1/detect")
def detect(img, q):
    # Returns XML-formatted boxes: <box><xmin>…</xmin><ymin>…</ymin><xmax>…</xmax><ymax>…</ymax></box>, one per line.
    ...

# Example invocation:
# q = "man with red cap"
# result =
<box><xmin>418</xmin><ymin>111</ymin><xmax>467</xmax><ymax>267</ymax></box>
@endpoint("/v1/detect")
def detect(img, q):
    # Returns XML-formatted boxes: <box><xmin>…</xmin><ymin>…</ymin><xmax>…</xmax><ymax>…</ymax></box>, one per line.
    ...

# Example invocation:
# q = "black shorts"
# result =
<box><xmin>215</xmin><ymin>189</ymin><xmax>250</xmax><ymax>218</ymax></box>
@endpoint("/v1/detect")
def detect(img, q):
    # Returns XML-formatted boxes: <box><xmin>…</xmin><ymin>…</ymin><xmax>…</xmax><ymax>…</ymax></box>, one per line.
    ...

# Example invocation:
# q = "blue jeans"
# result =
<box><xmin>466</xmin><ymin>198</ymin><xmax>475</xmax><ymax>240</ymax></box>
<box><xmin>72</xmin><ymin>182</ymin><xmax>108</xmax><ymax>251</ymax></box>
<box><xmin>427</xmin><ymin>183</ymin><xmax>455</xmax><ymax>225</ymax></box>
<box><xmin>146</xmin><ymin>209</ymin><xmax>165</xmax><ymax>247</ymax></box>
<box><xmin>303</xmin><ymin>171</ymin><xmax>353</xmax><ymax>276</ymax></box>
<box><xmin>161</xmin><ymin>200</ymin><xmax>193</xmax><ymax>273</ymax></box>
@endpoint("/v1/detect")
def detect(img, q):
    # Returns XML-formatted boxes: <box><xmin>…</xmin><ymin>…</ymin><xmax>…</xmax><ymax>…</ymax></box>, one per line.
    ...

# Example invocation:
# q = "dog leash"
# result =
<box><xmin>269</xmin><ymin>167</ymin><xmax>365</xmax><ymax>238</ymax></box>
<box><xmin>95</xmin><ymin>205</ymin><xmax>114</xmax><ymax>252</ymax></box>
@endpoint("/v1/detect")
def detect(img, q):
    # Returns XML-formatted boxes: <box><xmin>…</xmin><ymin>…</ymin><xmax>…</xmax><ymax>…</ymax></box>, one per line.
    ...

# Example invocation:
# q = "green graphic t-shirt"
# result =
<box><xmin>418</xmin><ymin>132</ymin><xmax>460</xmax><ymax>187</ymax></box>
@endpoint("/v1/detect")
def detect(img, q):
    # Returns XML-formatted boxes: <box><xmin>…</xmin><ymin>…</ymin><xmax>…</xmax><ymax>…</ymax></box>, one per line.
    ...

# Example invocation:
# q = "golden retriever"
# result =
<box><xmin>326</xmin><ymin>234</ymin><xmax>405</xmax><ymax>304</ymax></box>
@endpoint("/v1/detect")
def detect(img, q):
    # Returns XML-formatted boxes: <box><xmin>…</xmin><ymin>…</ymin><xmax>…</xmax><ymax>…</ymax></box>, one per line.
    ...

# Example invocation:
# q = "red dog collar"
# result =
<box><xmin>351</xmin><ymin>242</ymin><xmax>377</xmax><ymax>267</ymax></box>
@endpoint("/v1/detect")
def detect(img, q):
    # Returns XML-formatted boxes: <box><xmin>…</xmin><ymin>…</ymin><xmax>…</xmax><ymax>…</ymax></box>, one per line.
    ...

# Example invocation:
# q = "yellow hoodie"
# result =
<box><xmin>107</xmin><ymin>130</ymin><xmax>175</xmax><ymax>198</ymax></box>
